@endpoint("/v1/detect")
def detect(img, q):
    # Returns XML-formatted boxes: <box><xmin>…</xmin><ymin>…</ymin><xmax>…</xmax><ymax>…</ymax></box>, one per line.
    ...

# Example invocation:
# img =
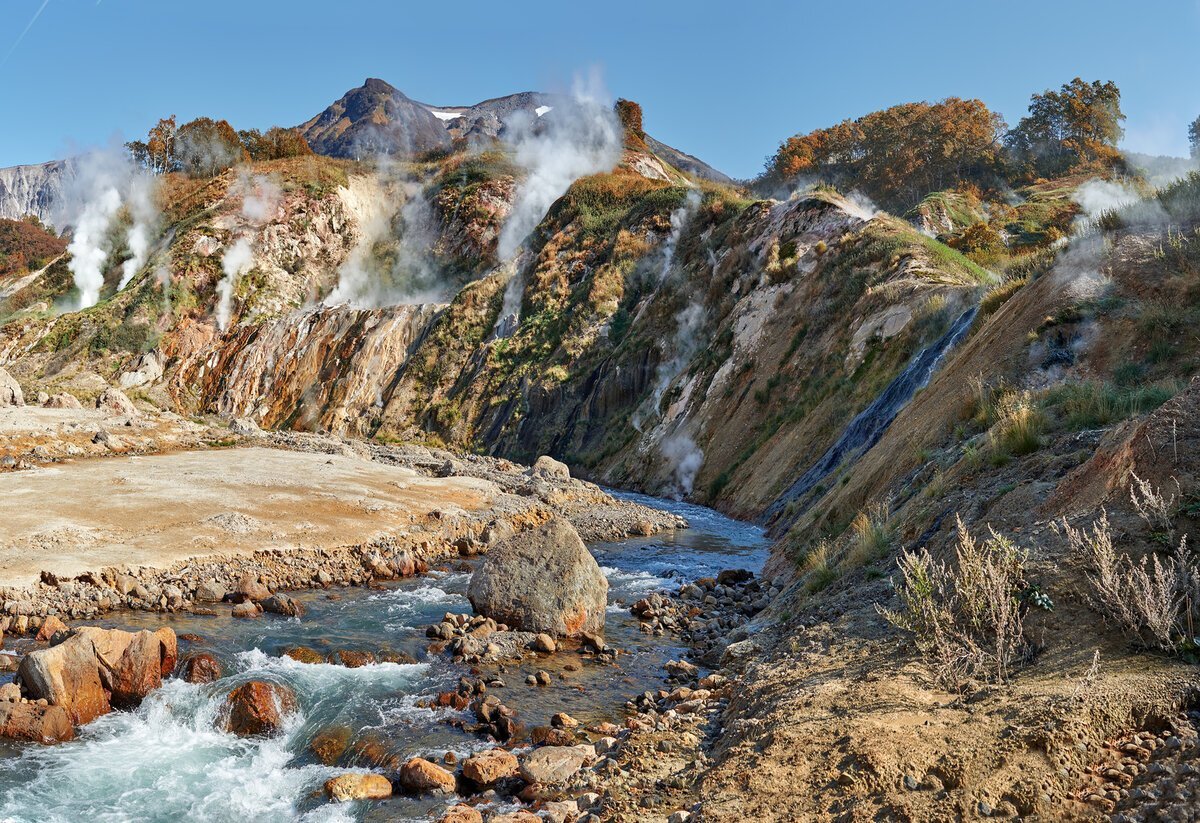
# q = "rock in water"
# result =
<box><xmin>462</xmin><ymin>748</ymin><xmax>519</xmax><ymax>785</ymax></box>
<box><xmin>0</xmin><ymin>368</ymin><xmax>24</xmax><ymax>407</ymax></box>
<box><xmin>467</xmin><ymin>518</ymin><xmax>607</xmax><ymax>637</ymax></box>
<box><xmin>182</xmin><ymin>653</ymin><xmax>223</xmax><ymax>684</ymax></box>
<box><xmin>398</xmin><ymin>756</ymin><xmax>457</xmax><ymax>794</ymax></box>
<box><xmin>439</xmin><ymin>806</ymin><xmax>483</xmax><ymax>823</ymax></box>
<box><xmin>222</xmin><ymin>681</ymin><xmax>298</xmax><ymax>737</ymax></box>
<box><xmin>324</xmin><ymin>772</ymin><xmax>393</xmax><ymax>802</ymax></box>
<box><xmin>15</xmin><ymin>626</ymin><xmax>176</xmax><ymax>725</ymax></box>
<box><xmin>0</xmin><ymin>701</ymin><xmax>73</xmax><ymax>744</ymax></box>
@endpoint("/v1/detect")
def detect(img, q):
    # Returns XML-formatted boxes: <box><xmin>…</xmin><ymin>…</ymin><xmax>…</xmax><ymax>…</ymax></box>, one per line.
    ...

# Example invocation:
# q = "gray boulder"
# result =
<box><xmin>468</xmin><ymin>518</ymin><xmax>607</xmax><ymax>637</ymax></box>
<box><xmin>0</xmin><ymin>368</ymin><xmax>24</xmax><ymax>407</ymax></box>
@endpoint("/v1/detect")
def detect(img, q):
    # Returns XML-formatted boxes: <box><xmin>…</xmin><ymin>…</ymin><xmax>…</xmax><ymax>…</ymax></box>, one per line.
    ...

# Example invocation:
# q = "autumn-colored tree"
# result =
<box><xmin>1006</xmin><ymin>78</ymin><xmax>1125</xmax><ymax>178</ymax></box>
<box><xmin>1189</xmin><ymin>116</ymin><xmax>1200</xmax><ymax>160</ymax></box>
<box><xmin>615</xmin><ymin>99</ymin><xmax>645</xmax><ymax>139</ymax></box>
<box><xmin>239</xmin><ymin>126</ymin><xmax>314</xmax><ymax>161</ymax></box>
<box><xmin>126</xmin><ymin>115</ymin><xmax>178</xmax><ymax>174</ymax></box>
<box><xmin>174</xmin><ymin>117</ymin><xmax>247</xmax><ymax>177</ymax></box>
<box><xmin>764</xmin><ymin>98</ymin><xmax>1006</xmax><ymax>210</ymax></box>
<box><xmin>0</xmin><ymin>216</ymin><xmax>67</xmax><ymax>277</ymax></box>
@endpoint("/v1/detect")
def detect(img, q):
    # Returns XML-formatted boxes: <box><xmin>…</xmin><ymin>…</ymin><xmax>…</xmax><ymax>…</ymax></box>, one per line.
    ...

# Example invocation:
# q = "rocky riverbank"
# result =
<box><xmin>0</xmin><ymin>412</ymin><xmax>683</xmax><ymax>633</ymax></box>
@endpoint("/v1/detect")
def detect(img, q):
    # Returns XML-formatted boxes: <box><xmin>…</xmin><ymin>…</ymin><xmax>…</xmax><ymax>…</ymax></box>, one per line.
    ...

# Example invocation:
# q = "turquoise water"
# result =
<box><xmin>0</xmin><ymin>495</ymin><xmax>766</xmax><ymax>822</ymax></box>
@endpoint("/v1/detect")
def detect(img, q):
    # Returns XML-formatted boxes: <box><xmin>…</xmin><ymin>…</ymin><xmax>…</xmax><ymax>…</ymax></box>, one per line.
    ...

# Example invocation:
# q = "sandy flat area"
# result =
<box><xmin>0</xmin><ymin>446</ymin><xmax>499</xmax><ymax>587</ymax></box>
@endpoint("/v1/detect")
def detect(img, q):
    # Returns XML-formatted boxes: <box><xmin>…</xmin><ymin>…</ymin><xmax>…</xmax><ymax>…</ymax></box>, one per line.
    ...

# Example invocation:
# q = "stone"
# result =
<box><xmin>222</xmin><ymin>681</ymin><xmax>298</xmax><ymax>736</ymax></box>
<box><xmin>467</xmin><ymin>518</ymin><xmax>607</xmax><ymax>637</ymax></box>
<box><xmin>117</xmin><ymin>352</ymin><xmax>164</xmax><ymax>390</ymax></box>
<box><xmin>231</xmin><ymin>602</ymin><xmax>261</xmax><ymax>619</ymax></box>
<box><xmin>532</xmin><ymin>633</ymin><xmax>556</xmax><ymax>654</ymax></box>
<box><xmin>490</xmin><ymin>811</ymin><xmax>540</xmax><ymax>823</ymax></box>
<box><xmin>182</xmin><ymin>653</ymin><xmax>223</xmax><ymax>684</ymax></box>
<box><xmin>79</xmin><ymin>626</ymin><xmax>177</xmax><ymax>706</ymax></box>
<box><xmin>0</xmin><ymin>700</ymin><xmax>73</xmax><ymax>743</ymax></box>
<box><xmin>310</xmin><ymin>726</ymin><xmax>352</xmax><ymax>765</ymax></box>
<box><xmin>398</xmin><ymin>756</ymin><xmax>456</xmax><ymax>794</ymax></box>
<box><xmin>231</xmin><ymin>575</ymin><xmax>271</xmax><ymax>603</ymax></box>
<box><xmin>34</xmin><ymin>615</ymin><xmax>69</xmax><ymax>643</ymax></box>
<box><xmin>528</xmin><ymin>455</ymin><xmax>570</xmax><ymax>481</ymax></box>
<box><xmin>551</xmin><ymin>712</ymin><xmax>578</xmax><ymax>729</ymax></box>
<box><xmin>95</xmin><ymin>387</ymin><xmax>137</xmax><ymax>417</ymax></box>
<box><xmin>0</xmin><ymin>368</ymin><xmax>24</xmax><ymax>407</ymax></box>
<box><xmin>519</xmin><ymin>745</ymin><xmax>590</xmax><ymax>785</ymax></box>
<box><xmin>331</xmin><ymin>650</ymin><xmax>375</xmax><ymax>668</ymax></box>
<box><xmin>17</xmin><ymin>635</ymin><xmax>110</xmax><ymax>724</ymax></box>
<box><xmin>324</xmin><ymin>772</ymin><xmax>393</xmax><ymax>802</ymax></box>
<box><xmin>531</xmin><ymin>726</ymin><xmax>575</xmax><ymax>746</ymax></box>
<box><xmin>261</xmin><ymin>594</ymin><xmax>304</xmax><ymax>617</ymax></box>
<box><xmin>43</xmin><ymin>392</ymin><xmax>82</xmax><ymax>409</ymax></box>
<box><xmin>542</xmin><ymin>800</ymin><xmax>579</xmax><ymax>823</ymax></box>
<box><xmin>194</xmin><ymin>580</ymin><xmax>226</xmax><ymax>603</ymax></box>
<box><xmin>0</xmin><ymin>683</ymin><xmax>19</xmax><ymax>702</ymax></box>
<box><xmin>438</xmin><ymin>805</ymin><xmax>483</xmax><ymax>823</ymax></box>
<box><xmin>283</xmin><ymin>646</ymin><xmax>325</xmax><ymax>664</ymax></box>
<box><xmin>462</xmin><ymin>748</ymin><xmax>519</xmax><ymax>785</ymax></box>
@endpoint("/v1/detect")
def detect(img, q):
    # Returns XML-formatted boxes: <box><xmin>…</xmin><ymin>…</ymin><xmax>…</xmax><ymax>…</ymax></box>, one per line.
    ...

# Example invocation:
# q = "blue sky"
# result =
<box><xmin>2</xmin><ymin>0</ymin><xmax>1198</xmax><ymax>178</ymax></box>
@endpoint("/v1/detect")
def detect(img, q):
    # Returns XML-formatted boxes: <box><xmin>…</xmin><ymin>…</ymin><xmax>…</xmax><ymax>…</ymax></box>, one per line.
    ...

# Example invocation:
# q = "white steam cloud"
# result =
<box><xmin>661</xmin><ymin>431</ymin><xmax>704</xmax><ymax>500</ymax></box>
<box><xmin>117</xmin><ymin>173</ymin><xmax>159</xmax><ymax>290</ymax></box>
<box><xmin>326</xmin><ymin>173</ymin><xmax>444</xmax><ymax>308</ymax></box>
<box><xmin>59</xmin><ymin>146</ymin><xmax>160</xmax><ymax>309</ymax></box>
<box><xmin>493</xmin><ymin>72</ymin><xmax>624</xmax><ymax>332</ymax></box>
<box><xmin>215</xmin><ymin>173</ymin><xmax>279</xmax><ymax>330</ymax></box>
<box><xmin>1074</xmin><ymin>179</ymin><xmax>1140</xmax><ymax>223</ymax></box>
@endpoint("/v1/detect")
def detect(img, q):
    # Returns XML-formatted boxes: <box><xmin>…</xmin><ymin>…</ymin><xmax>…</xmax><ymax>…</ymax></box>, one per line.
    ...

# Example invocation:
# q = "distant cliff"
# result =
<box><xmin>0</xmin><ymin>160</ymin><xmax>73</xmax><ymax>226</ymax></box>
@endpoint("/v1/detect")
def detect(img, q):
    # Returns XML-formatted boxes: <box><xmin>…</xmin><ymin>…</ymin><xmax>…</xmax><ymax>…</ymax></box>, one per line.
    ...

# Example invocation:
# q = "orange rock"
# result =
<box><xmin>398</xmin><ymin>756</ymin><xmax>456</xmax><ymax>794</ymax></box>
<box><xmin>438</xmin><ymin>804</ymin><xmax>483</xmax><ymax>823</ymax></box>
<box><xmin>324</xmin><ymin>772</ymin><xmax>392</xmax><ymax>802</ymax></box>
<box><xmin>222</xmin><ymin>681</ymin><xmax>297</xmax><ymax>737</ymax></box>
<box><xmin>0</xmin><ymin>701</ymin><xmax>73</xmax><ymax>743</ymax></box>
<box><xmin>462</xmin><ymin>748</ymin><xmax>519</xmax><ymax>785</ymax></box>
<box><xmin>34</xmin><ymin>616</ymin><xmax>69</xmax><ymax>643</ymax></box>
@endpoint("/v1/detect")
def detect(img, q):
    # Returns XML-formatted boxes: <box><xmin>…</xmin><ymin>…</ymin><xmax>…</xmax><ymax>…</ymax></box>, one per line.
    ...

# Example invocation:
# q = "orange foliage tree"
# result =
<box><xmin>764</xmin><ymin>98</ymin><xmax>1006</xmax><ymax>210</ymax></box>
<box><xmin>1005</xmin><ymin>78</ymin><xmax>1125</xmax><ymax>179</ymax></box>
<box><xmin>239</xmin><ymin>126</ymin><xmax>314</xmax><ymax>161</ymax></box>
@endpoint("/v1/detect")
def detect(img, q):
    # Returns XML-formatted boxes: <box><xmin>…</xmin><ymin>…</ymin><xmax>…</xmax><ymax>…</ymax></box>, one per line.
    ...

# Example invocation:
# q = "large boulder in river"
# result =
<box><xmin>0</xmin><ymin>701</ymin><xmax>73</xmax><ymax>743</ymax></box>
<box><xmin>0</xmin><ymin>368</ymin><xmax>24</xmax><ymax>407</ymax></box>
<box><xmin>324</xmin><ymin>772</ymin><xmax>393</xmax><ymax>802</ymax></box>
<box><xmin>467</xmin><ymin>518</ymin><xmax>607</xmax><ymax>637</ymax></box>
<box><xmin>222</xmin><ymin>680</ymin><xmax>298</xmax><ymax>737</ymax></box>
<box><xmin>14</xmin><ymin>626</ymin><xmax>175</xmax><ymax>725</ymax></box>
<box><xmin>398</xmin><ymin>756</ymin><xmax>456</xmax><ymax>794</ymax></box>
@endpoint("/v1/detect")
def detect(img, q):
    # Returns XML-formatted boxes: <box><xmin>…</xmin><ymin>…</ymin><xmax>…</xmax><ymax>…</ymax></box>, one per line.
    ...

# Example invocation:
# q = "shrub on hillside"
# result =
<box><xmin>879</xmin><ymin>517</ymin><xmax>1044</xmax><ymax>690</ymax></box>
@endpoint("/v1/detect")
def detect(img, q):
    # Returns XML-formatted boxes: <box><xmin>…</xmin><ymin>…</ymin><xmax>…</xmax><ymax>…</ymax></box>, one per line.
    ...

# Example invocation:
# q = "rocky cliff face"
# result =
<box><xmin>0</xmin><ymin>160</ymin><xmax>74</xmax><ymax>225</ymax></box>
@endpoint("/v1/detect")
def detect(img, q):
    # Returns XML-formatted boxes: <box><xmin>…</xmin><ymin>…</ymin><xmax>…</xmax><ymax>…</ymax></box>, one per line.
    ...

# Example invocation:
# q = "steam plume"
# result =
<box><xmin>215</xmin><ymin>173</ymin><xmax>279</xmax><ymax>330</ymax></box>
<box><xmin>493</xmin><ymin>72</ymin><xmax>623</xmax><ymax>332</ymax></box>
<box><xmin>60</xmin><ymin>146</ymin><xmax>160</xmax><ymax>309</ymax></box>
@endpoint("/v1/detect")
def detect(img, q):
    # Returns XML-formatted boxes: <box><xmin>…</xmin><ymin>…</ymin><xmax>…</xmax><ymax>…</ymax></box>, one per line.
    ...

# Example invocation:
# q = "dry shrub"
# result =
<box><xmin>1060</xmin><ymin>509</ymin><xmax>1200</xmax><ymax>653</ymax></box>
<box><xmin>846</xmin><ymin>502</ymin><xmax>893</xmax><ymax>568</ymax></box>
<box><xmin>989</xmin><ymin>390</ymin><xmax>1045</xmax><ymax>459</ymax></box>
<box><xmin>879</xmin><ymin>516</ymin><xmax>1038</xmax><ymax>690</ymax></box>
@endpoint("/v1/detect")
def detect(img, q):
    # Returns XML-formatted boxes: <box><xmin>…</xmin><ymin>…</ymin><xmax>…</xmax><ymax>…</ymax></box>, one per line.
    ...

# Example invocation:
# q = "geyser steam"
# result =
<box><xmin>215</xmin><ymin>173</ymin><xmax>280</xmax><ymax>331</ymax></box>
<box><xmin>60</xmin><ymin>147</ymin><xmax>161</xmax><ymax>309</ymax></box>
<box><xmin>494</xmin><ymin>73</ymin><xmax>624</xmax><ymax>330</ymax></box>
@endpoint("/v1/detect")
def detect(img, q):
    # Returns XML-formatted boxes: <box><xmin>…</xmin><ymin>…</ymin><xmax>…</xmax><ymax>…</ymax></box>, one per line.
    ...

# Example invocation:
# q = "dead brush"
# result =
<box><xmin>1059</xmin><ymin>507</ymin><xmax>1200</xmax><ymax>654</ymax></box>
<box><xmin>879</xmin><ymin>516</ymin><xmax>1042</xmax><ymax>691</ymax></box>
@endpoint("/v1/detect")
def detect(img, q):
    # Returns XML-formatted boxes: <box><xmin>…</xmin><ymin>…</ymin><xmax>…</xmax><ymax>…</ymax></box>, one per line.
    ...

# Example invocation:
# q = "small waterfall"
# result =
<box><xmin>766</xmin><ymin>306</ymin><xmax>978</xmax><ymax>522</ymax></box>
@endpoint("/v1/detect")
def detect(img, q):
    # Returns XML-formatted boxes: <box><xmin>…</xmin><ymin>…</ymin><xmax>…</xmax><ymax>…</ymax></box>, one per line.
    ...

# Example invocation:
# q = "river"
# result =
<box><xmin>0</xmin><ymin>492</ymin><xmax>767</xmax><ymax>822</ymax></box>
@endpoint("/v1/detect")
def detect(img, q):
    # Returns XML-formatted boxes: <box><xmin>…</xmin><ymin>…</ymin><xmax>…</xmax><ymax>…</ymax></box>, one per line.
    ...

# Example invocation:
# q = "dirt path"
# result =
<box><xmin>0</xmin><ymin>446</ymin><xmax>498</xmax><ymax>588</ymax></box>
